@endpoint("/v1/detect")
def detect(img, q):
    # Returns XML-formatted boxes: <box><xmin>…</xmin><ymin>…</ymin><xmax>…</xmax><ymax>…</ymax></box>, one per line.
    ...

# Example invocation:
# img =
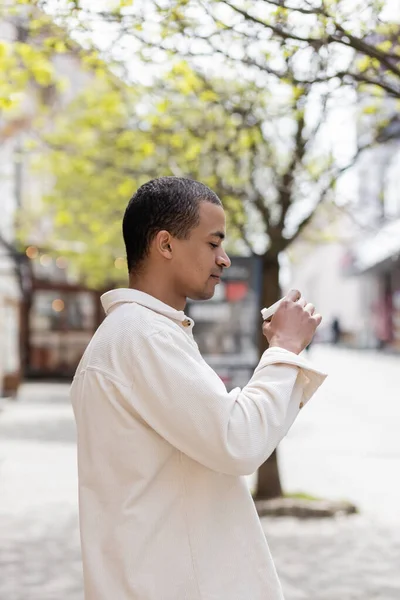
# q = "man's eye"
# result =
<box><xmin>209</xmin><ymin>243</ymin><xmax>218</xmax><ymax>249</ymax></box>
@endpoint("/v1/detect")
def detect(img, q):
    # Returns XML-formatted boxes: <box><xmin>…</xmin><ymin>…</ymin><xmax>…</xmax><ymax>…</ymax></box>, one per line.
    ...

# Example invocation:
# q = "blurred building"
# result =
<box><xmin>347</xmin><ymin>114</ymin><xmax>400</xmax><ymax>351</ymax></box>
<box><xmin>0</xmin><ymin>17</ymin><xmax>28</xmax><ymax>395</ymax></box>
<box><xmin>287</xmin><ymin>23</ymin><xmax>400</xmax><ymax>351</ymax></box>
<box><xmin>285</xmin><ymin>208</ymin><xmax>373</xmax><ymax>348</ymax></box>
<box><xmin>25</xmin><ymin>253</ymin><xmax>103</xmax><ymax>379</ymax></box>
<box><xmin>0</xmin><ymin>116</ymin><xmax>21</xmax><ymax>396</ymax></box>
<box><xmin>287</xmin><ymin>113</ymin><xmax>400</xmax><ymax>350</ymax></box>
<box><xmin>0</xmin><ymin>12</ymin><xmax>100</xmax><ymax>394</ymax></box>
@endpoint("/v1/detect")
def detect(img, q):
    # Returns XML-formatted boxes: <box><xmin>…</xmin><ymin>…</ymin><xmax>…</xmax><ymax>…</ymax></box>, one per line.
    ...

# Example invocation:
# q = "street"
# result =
<box><xmin>0</xmin><ymin>346</ymin><xmax>400</xmax><ymax>599</ymax></box>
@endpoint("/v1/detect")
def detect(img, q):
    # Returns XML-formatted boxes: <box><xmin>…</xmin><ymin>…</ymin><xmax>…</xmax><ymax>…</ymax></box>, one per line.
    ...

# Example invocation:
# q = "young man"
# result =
<box><xmin>70</xmin><ymin>176</ymin><xmax>327</xmax><ymax>600</ymax></box>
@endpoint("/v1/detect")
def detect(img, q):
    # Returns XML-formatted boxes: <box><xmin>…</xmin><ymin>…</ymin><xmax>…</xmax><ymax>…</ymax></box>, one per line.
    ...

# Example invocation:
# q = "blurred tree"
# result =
<box><xmin>38</xmin><ymin>0</ymin><xmax>400</xmax><ymax>99</ymax></box>
<box><xmin>0</xmin><ymin>0</ymin><xmax>109</xmax><ymax>372</ymax></box>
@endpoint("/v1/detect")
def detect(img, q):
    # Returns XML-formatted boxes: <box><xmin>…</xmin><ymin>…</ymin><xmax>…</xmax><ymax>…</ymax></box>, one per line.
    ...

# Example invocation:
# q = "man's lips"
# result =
<box><xmin>210</xmin><ymin>274</ymin><xmax>222</xmax><ymax>280</ymax></box>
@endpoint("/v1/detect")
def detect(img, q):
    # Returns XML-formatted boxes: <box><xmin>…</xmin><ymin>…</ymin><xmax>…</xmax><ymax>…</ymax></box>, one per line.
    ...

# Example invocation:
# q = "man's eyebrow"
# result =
<box><xmin>209</xmin><ymin>231</ymin><xmax>225</xmax><ymax>240</ymax></box>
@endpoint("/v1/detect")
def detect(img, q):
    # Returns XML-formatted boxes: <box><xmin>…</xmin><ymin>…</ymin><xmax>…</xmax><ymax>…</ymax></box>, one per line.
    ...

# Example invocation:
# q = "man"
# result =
<box><xmin>70</xmin><ymin>176</ymin><xmax>327</xmax><ymax>600</ymax></box>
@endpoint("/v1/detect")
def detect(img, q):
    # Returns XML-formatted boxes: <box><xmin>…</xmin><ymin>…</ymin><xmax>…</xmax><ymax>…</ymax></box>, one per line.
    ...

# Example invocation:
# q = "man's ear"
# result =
<box><xmin>155</xmin><ymin>230</ymin><xmax>173</xmax><ymax>259</ymax></box>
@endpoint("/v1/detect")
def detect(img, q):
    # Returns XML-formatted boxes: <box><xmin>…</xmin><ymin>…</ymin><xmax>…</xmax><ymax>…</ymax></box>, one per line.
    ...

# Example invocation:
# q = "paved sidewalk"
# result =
<box><xmin>1</xmin><ymin>346</ymin><xmax>400</xmax><ymax>599</ymax></box>
<box><xmin>279</xmin><ymin>345</ymin><xmax>400</xmax><ymax>524</ymax></box>
<box><xmin>266</xmin><ymin>515</ymin><xmax>400</xmax><ymax>599</ymax></box>
<box><xmin>0</xmin><ymin>383</ymin><xmax>81</xmax><ymax>600</ymax></box>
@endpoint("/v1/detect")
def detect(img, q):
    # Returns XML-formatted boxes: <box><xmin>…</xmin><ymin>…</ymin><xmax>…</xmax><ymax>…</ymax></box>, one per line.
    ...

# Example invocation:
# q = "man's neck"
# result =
<box><xmin>128</xmin><ymin>276</ymin><xmax>186</xmax><ymax>312</ymax></box>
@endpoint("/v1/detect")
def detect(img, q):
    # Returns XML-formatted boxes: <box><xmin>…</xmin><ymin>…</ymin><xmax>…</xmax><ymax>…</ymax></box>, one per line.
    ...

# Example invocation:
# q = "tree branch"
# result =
<box><xmin>278</xmin><ymin>102</ymin><xmax>307</xmax><ymax>229</ymax></box>
<box><xmin>287</xmin><ymin>143</ymin><xmax>373</xmax><ymax>247</ymax></box>
<box><xmin>0</xmin><ymin>231</ymin><xmax>19</xmax><ymax>259</ymax></box>
<box><xmin>258</xmin><ymin>0</ymin><xmax>330</xmax><ymax>17</ymax></box>
<box><xmin>227</xmin><ymin>209</ymin><xmax>254</xmax><ymax>253</ymax></box>
<box><xmin>333</xmin><ymin>23</ymin><xmax>400</xmax><ymax>79</ymax></box>
<box><xmin>219</xmin><ymin>0</ymin><xmax>325</xmax><ymax>45</ymax></box>
<box><xmin>221</xmin><ymin>0</ymin><xmax>400</xmax><ymax>80</ymax></box>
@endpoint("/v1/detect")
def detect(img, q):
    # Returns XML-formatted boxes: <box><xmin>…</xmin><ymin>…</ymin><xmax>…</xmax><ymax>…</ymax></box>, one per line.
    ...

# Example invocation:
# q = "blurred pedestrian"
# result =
<box><xmin>331</xmin><ymin>317</ymin><xmax>341</xmax><ymax>345</ymax></box>
<box><xmin>70</xmin><ymin>177</ymin><xmax>327</xmax><ymax>600</ymax></box>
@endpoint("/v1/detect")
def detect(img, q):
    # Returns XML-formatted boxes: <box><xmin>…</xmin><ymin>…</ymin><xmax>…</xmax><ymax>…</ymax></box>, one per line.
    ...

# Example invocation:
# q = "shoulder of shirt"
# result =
<box><xmin>105</xmin><ymin>301</ymin><xmax>188</xmax><ymax>341</ymax></box>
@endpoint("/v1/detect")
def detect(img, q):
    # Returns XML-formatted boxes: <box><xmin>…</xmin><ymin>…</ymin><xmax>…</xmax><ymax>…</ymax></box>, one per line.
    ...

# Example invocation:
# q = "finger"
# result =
<box><xmin>312</xmin><ymin>313</ymin><xmax>322</xmax><ymax>326</ymax></box>
<box><xmin>305</xmin><ymin>303</ymin><xmax>315</xmax><ymax>315</ymax></box>
<box><xmin>297</xmin><ymin>298</ymin><xmax>307</xmax><ymax>308</ymax></box>
<box><xmin>286</xmin><ymin>288</ymin><xmax>301</xmax><ymax>303</ymax></box>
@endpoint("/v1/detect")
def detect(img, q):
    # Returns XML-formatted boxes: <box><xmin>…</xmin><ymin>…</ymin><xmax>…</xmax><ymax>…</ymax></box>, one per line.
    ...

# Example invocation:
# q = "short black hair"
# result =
<box><xmin>123</xmin><ymin>176</ymin><xmax>222</xmax><ymax>273</ymax></box>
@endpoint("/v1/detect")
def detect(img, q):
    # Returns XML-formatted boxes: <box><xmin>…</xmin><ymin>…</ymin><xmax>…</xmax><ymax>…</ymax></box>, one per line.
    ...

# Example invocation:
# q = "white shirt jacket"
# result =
<box><xmin>70</xmin><ymin>288</ymin><xmax>327</xmax><ymax>600</ymax></box>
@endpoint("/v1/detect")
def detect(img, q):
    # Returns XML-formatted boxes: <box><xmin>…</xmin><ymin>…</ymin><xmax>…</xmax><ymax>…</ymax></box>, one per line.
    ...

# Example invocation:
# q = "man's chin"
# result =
<box><xmin>188</xmin><ymin>289</ymin><xmax>215</xmax><ymax>302</ymax></box>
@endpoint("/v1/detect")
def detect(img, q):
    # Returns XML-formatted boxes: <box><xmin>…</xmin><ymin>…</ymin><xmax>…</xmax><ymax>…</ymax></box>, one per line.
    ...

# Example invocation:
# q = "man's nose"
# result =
<box><xmin>217</xmin><ymin>249</ymin><xmax>231</xmax><ymax>269</ymax></box>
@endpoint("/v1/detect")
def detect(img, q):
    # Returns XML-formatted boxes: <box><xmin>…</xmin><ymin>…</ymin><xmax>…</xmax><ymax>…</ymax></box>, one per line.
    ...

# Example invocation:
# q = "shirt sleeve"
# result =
<box><xmin>127</xmin><ymin>326</ymin><xmax>323</xmax><ymax>476</ymax></box>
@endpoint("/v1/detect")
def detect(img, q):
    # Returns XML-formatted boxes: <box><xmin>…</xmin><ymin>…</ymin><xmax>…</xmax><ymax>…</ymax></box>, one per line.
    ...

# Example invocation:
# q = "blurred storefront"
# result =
<box><xmin>27</xmin><ymin>282</ymin><xmax>102</xmax><ymax>378</ymax></box>
<box><xmin>22</xmin><ymin>248</ymin><xmax>103</xmax><ymax>379</ymax></box>
<box><xmin>349</xmin><ymin>217</ymin><xmax>400</xmax><ymax>351</ymax></box>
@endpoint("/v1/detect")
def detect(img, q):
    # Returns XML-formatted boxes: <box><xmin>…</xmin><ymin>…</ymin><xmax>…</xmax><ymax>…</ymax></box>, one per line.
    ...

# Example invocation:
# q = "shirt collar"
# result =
<box><xmin>100</xmin><ymin>288</ymin><xmax>194</xmax><ymax>328</ymax></box>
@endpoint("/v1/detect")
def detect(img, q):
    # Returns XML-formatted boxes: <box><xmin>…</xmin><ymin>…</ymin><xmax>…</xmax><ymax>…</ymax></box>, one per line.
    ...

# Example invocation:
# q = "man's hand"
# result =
<box><xmin>262</xmin><ymin>289</ymin><xmax>322</xmax><ymax>355</ymax></box>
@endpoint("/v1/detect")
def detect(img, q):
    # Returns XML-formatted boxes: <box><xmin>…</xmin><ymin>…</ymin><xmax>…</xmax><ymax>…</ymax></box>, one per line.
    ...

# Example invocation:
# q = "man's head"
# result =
<box><xmin>123</xmin><ymin>177</ymin><xmax>231</xmax><ymax>304</ymax></box>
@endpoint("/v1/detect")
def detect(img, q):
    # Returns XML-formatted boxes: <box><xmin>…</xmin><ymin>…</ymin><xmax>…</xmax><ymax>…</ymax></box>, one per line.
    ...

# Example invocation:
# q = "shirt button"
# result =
<box><xmin>182</xmin><ymin>319</ymin><xmax>191</xmax><ymax>327</ymax></box>
<box><xmin>299</xmin><ymin>402</ymin><xmax>304</xmax><ymax>409</ymax></box>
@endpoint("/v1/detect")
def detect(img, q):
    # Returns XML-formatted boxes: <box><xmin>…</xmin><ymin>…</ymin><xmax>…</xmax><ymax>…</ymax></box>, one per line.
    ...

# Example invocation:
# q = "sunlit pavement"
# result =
<box><xmin>1</xmin><ymin>345</ymin><xmax>399</xmax><ymax>599</ymax></box>
<box><xmin>279</xmin><ymin>344</ymin><xmax>400</xmax><ymax>524</ymax></box>
<box><xmin>0</xmin><ymin>383</ymin><xmax>81</xmax><ymax>600</ymax></box>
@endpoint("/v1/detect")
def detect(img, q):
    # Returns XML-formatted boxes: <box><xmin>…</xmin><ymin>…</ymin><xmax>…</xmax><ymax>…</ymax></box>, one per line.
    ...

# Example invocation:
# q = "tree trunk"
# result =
<box><xmin>254</xmin><ymin>253</ymin><xmax>283</xmax><ymax>500</ymax></box>
<box><xmin>19</xmin><ymin>293</ymin><xmax>32</xmax><ymax>376</ymax></box>
<box><xmin>15</xmin><ymin>255</ymin><xmax>33</xmax><ymax>378</ymax></box>
<box><xmin>255</xmin><ymin>448</ymin><xmax>282</xmax><ymax>499</ymax></box>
